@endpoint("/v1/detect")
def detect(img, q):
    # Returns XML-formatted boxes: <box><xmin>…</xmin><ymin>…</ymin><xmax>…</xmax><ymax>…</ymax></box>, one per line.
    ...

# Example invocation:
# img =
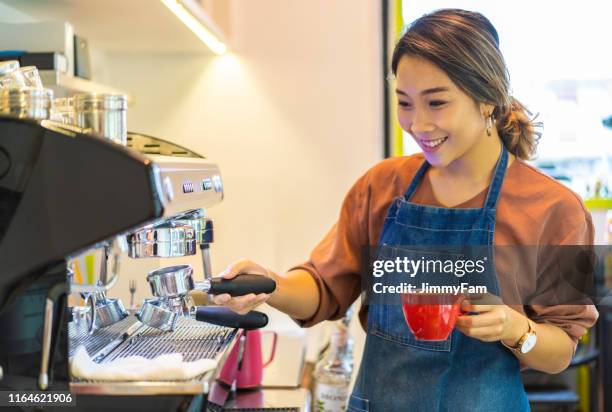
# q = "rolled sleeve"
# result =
<box><xmin>528</xmin><ymin>204</ymin><xmax>599</xmax><ymax>349</ymax></box>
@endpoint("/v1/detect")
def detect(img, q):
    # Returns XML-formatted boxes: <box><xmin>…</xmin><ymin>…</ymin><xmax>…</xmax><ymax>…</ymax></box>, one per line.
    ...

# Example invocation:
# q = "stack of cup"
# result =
<box><xmin>0</xmin><ymin>60</ymin><xmax>53</xmax><ymax>121</ymax></box>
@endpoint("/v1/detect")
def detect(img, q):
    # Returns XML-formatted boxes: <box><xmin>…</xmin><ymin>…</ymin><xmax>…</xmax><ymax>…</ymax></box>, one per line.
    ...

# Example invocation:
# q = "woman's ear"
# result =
<box><xmin>479</xmin><ymin>102</ymin><xmax>495</xmax><ymax>118</ymax></box>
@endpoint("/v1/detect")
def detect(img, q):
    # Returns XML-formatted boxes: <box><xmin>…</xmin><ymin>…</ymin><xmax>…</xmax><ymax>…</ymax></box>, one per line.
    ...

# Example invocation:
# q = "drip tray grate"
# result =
<box><xmin>103</xmin><ymin>317</ymin><xmax>234</xmax><ymax>362</ymax></box>
<box><xmin>68</xmin><ymin>314</ymin><xmax>140</xmax><ymax>358</ymax></box>
<box><xmin>69</xmin><ymin>316</ymin><xmax>238</xmax><ymax>395</ymax></box>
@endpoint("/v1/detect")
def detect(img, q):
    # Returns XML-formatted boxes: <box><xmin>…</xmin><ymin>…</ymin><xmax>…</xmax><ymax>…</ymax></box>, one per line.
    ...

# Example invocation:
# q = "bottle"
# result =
<box><xmin>313</xmin><ymin>307</ymin><xmax>354</xmax><ymax>412</ymax></box>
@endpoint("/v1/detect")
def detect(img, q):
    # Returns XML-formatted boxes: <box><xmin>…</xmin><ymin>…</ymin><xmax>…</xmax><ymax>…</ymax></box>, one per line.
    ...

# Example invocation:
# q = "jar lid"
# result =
<box><xmin>0</xmin><ymin>60</ymin><xmax>20</xmax><ymax>75</ymax></box>
<box><xmin>74</xmin><ymin>93</ymin><xmax>127</xmax><ymax>111</ymax></box>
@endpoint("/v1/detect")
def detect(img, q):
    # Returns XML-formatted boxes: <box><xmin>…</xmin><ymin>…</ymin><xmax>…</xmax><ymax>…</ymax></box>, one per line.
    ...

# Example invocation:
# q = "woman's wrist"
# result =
<box><xmin>501</xmin><ymin>310</ymin><xmax>530</xmax><ymax>347</ymax></box>
<box><xmin>264</xmin><ymin>268</ymin><xmax>283</xmax><ymax>308</ymax></box>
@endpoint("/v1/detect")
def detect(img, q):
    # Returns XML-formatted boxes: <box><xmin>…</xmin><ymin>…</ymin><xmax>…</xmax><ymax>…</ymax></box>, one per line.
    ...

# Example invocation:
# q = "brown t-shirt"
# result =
<box><xmin>291</xmin><ymin>153</ymin><xmax>599</xmax><ymax>347</ymax></box>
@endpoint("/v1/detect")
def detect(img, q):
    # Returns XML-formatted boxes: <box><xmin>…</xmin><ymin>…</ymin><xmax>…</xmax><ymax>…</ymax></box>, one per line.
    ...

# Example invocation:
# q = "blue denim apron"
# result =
<box><xmin>347</xmin><ymin>147</ymin><xmax>530</xmax><ymax>412</ymax></box>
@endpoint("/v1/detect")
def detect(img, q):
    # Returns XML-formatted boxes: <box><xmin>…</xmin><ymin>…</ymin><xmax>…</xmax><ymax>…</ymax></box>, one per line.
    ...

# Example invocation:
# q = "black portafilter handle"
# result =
<box><xmin>193</xmin><ymin>306</ymin><xmax>268</xmax><ymax>330</ymax></box>
<box><xmin>207</xmin><ymin>274</ymin><xmax>276</xmax><ymax>296</ymax></box>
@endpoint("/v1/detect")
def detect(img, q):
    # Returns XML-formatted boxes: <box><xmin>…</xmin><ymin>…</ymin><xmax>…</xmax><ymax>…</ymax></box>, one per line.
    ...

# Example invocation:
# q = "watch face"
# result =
<box><xmin>520</xmin><ymin>334</ymin><xmax>537</xmax><ymax>354</ymax></box>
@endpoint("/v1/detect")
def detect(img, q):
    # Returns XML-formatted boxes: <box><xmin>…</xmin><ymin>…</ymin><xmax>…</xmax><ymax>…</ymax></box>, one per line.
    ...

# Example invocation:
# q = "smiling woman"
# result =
<box><xmin>213</xmin><ymin>8</ymin><xmax>598</xmax><ymax>412</ymax></box>
<box><xmin>392</xmin><ymin>9</ymin><xmax>540</xmax><ymax>162</ymax></box>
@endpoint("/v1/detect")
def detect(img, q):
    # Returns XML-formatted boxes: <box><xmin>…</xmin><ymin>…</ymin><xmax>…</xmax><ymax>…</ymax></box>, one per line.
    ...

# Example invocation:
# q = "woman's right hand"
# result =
<box><xmin>211</xmin><ymin>258</ymin><xmax>277</xmax><ymax>314</ymax></box>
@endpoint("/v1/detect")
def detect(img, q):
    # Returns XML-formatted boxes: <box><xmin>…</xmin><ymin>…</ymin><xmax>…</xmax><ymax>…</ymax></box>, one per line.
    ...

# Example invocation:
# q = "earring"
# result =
<box><xmin>486</xmin><ymin>115</ymin><xmax>493</xmax><ymax>137</ymax></box>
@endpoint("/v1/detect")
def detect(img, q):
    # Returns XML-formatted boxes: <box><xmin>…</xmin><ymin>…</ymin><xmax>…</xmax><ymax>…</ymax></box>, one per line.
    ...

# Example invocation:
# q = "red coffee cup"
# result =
<box><xmin>401</xmin><ymin>291</ymin><xmax>464</xmax><ymax>341</ymax></box>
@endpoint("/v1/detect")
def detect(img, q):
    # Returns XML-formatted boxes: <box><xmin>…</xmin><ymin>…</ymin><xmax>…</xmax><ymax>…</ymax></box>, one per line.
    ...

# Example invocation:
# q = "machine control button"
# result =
<box><xmin>202</xmin><ymin>178</ymin><xmax>212</xmax><ymax>191</ymax></box>
<box><xmin>212</xmin><ymin>175</ymin><xmax>222</xmax><ymax>193</ymax></box>
<box><xmin>182</xmin><ymin>182</ymin><xmax>194</xmax><ymax>193</ymax></box>
<box><xmin>163</xmin><ymin>176</ymin><xmax>174</xmax><ymax>202</ymax></box>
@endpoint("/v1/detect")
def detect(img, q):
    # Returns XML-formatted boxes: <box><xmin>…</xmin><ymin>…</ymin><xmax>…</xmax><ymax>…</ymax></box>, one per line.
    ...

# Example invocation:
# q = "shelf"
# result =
<box><xmin>0</xmin><ymin>0</ymin><xmax>229</xmax><ymax>54</ymax></box>
<box><xmin>39</xmin><ymin>70</ymin><xmax>132</xmax><ymax>101</ymax></box>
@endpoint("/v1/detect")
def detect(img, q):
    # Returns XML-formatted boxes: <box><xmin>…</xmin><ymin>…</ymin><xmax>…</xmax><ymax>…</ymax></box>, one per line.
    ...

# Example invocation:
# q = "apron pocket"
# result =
<box><xmin>370</xmin><ymin>303</ymin><xmax>452</xmax><ymax>352</ymax></box>
<box><xmin>369</xmin><ymin>244</ymin><xmax>457</xmax><ymax>352</ymax></box>
<box><xmin>346</xmin><ymin>394</ymin><xmax>369</xmax><ymax>412</ymax></box>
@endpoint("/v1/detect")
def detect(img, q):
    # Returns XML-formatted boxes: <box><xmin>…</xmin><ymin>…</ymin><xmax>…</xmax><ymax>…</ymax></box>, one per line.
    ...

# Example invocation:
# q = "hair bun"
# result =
<box><xmin>496</xmin><ymin>97</ymin><xmax>541</xmax><ymax>159</ymax></box>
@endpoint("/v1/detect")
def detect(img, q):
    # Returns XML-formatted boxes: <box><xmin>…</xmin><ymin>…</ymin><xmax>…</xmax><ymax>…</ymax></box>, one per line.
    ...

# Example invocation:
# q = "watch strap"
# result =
<box><xmin>501</xmin><ymin>318</ymin><xmax>536</xmax><ymax>353</ymax></box>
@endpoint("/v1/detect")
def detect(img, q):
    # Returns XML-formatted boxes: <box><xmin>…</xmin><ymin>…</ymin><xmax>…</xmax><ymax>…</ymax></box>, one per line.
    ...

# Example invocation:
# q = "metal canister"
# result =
<box><xmin>0</xmin><ymin>88</ymin><xmax>53</xmax><ymax>120</ymax></box>
<box><xmin>74</xmin><ymin>93</ymin><xmax>127</xmax><ymax>145</ymax></box>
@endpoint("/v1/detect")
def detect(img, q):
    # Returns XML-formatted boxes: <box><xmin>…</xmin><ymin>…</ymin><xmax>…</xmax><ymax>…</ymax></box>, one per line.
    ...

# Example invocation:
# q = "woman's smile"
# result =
<box><xmin>418</xmin><ymin>136</ymin><xmax>448</xmax><ymax>152</ymax></box>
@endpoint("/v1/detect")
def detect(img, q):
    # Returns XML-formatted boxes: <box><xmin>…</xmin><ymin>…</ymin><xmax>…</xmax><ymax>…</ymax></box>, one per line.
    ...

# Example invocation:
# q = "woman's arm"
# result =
<box><xmin>509</xmin><ymin>315</ymin><xmax>575</xmax><ymax>374</ymax></box>
<box><xmin>267</xmin><ymin>269</ymin><xmax>320</xmax><ymax>320</ymax></box>
<box><xmin>211</xmin><ymin>260</ymin><xmax>321</xmax><ymax>321</ymax></box>
<box><xmin>455</xmin><ymin>302</ymin><xmax>574</xmax><ymax>374</ymax></box>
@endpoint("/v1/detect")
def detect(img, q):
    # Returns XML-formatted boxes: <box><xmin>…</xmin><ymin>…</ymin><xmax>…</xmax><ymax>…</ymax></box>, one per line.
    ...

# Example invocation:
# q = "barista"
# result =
<box><xmin>212</xmin><ymin>9</ymin><xmax>598</xmax><ymax>411</ymax></box>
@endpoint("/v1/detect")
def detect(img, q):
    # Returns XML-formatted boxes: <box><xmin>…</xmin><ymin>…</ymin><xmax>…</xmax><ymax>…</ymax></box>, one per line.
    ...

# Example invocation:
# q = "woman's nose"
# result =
<box><xmin>410</xmin><ymin>110</ymin><xmax>435</xmax><ymax>134</ymax></box>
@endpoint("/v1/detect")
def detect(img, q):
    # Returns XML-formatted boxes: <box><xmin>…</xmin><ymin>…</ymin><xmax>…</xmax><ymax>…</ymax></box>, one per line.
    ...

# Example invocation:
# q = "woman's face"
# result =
<box><xmin>395</xmin><ymin>55</ymin><xmax>490</xmax><ymax>168</ymax></box>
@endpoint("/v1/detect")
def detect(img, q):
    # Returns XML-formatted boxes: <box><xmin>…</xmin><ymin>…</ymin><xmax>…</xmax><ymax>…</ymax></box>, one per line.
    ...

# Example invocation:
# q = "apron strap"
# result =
<box><xmin>403</xmin><ymin>160</ymin><xmax>430</xmax><ymax>201</ymax></box>
<box><xmin>483</xmin><ymin>146</ymin><xmax>508</xmax><ymax>210</ymax></box>
<box><xmin>403</xmin><ymin>146</ymin><xmax>509</xmax><ymax>209</ymax></box>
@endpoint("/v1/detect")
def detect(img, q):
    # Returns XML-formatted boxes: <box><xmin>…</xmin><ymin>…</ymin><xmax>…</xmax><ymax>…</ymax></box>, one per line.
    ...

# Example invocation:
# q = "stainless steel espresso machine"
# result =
<box><xmin>0</xmin><ymin>95</ymin><xmax>273</xmax><ymax>411</ymax></box>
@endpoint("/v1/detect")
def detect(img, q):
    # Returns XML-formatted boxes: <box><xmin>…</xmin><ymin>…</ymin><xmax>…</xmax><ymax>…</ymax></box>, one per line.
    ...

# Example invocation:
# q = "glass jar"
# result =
<box><xmin>74</xmin><ymin>93</ymin><xmax>128</xmax><ymax>145</ymax></box>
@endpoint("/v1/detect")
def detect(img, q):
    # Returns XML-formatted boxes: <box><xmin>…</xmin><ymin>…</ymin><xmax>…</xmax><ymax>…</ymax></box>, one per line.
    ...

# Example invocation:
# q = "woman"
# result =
<box><xmin>212</xmin><ymin>9</ymin><xmax>598</xmax><ymax>411</ymax></box>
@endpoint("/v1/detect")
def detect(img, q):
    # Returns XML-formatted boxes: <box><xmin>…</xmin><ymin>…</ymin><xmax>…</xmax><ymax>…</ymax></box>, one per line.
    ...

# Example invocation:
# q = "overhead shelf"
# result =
<box><xmin>0</xmin><ymin>0</ymin><xmax>230</xmax><ymax>54</ymax></box>
<box><xmin>1</xmin><ymin>0</ymin><xmax>231</xmax><ymax>101</ymax></box>
<box><xmin>39</xmin><ymin>70</ymin><xmax>132</xmax><ymax>102</ymax></box>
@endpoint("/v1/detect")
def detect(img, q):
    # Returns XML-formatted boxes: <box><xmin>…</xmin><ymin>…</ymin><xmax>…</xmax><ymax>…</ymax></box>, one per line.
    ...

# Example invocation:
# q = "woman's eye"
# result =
<box><xmin>398</xmin><ymin>101</ymin><xmax>412</xmax><ymax>109</ymax></box>
<box><xmin>430</xmin><ymin>100</ymin><xmax>447</xmax><ymax>107</ymax></box>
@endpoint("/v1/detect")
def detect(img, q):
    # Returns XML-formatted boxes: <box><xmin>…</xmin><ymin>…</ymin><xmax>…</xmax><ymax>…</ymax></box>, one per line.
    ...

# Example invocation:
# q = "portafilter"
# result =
<box><xmin>136</xmin><ymin>298</ymin><xmax>270</xmax><ymax>332</ymax></box>
<box><xmin>136</xmin><ymin>264</ymin><xmax>275</xmax><ymax>331</ymax></box>
<box><xmin>146</xmin><ymin>264</ymin><xmax>276</xmax><ymax>299</ymax></box>
<box><xmin>80</xmin><ymin>286</ymin><xmax>128</xmax><ymax>334</ymax></box>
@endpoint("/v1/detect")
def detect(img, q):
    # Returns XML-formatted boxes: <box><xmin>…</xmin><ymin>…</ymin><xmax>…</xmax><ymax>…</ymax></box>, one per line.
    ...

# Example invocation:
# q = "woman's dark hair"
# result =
<box><xmin>391</xmin><ymin>9</ymin><xmax>541</xmax><ymax>160</ymax></box>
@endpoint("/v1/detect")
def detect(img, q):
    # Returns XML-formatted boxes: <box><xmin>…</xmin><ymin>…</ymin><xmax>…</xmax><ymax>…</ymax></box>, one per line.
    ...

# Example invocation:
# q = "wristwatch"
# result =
<box><xmin>501</xmin><ymin>318</ymin><xmax>537</xmax><ymax>354</ymax></box>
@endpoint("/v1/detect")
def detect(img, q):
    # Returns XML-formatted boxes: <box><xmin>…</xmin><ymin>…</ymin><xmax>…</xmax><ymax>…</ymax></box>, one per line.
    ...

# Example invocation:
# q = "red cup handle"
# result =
<box><xmin>458</xmin><ymin>295</ymin><xmax>470</xmax><ymax>315</ymax></box>
<box><xmin>262</xmin><ymin>331</ymin><xmax>277</xmax><ymax>368</ymax></box>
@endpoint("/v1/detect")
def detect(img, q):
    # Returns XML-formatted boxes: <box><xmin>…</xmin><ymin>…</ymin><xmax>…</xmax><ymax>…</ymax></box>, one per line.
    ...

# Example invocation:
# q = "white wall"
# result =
<box><xmin>95</xmin><ymin>0</ymin><xmax>382</xmax><ymax>365</ymax></box>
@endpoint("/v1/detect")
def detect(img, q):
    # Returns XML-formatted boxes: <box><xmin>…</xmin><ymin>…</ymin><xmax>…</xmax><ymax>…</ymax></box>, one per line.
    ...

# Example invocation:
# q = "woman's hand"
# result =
<box><xmin>211</xmin><ymin>258</ymin><xmax>276</xmax><ymax>315</ymax></box>
<box><xmin>455</xmin><ymin>297</ymin><xmax>529</xmax><ymax>346</ymax></box>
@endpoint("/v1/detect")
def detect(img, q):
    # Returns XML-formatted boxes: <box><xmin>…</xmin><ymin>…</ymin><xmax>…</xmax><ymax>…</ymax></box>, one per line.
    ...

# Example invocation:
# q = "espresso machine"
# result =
<box><xmin>0</xmin><ymin>87</ymin><xmax>273</xmax><ymax>411</ymax></box>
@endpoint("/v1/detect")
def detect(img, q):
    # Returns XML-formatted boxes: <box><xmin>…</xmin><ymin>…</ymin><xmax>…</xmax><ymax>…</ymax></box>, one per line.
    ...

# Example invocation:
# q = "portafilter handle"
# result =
<box><xmin>194</xmin><ymin>274</ymin><xmax>276</xmax><ymax>296</ymax></box>
<box><xmin>191</xmin><ymin>306</ymin><xmax>269</xmax><ymax>330</ymax></box>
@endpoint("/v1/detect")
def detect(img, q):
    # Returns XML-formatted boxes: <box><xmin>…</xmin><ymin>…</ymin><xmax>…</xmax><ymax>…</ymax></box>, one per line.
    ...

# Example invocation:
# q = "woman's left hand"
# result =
<box><xmin>455</xmin><ymin>297</ymin><xmax>528</xmax><ymax>345</ymax></box>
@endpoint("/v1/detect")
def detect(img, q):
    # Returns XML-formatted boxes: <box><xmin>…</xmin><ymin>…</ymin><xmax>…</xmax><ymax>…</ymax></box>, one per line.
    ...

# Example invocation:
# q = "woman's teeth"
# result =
<box><xmin>421</xmin><ymin>136</ymin><xmax>448</xmax><ymax>148</ymax></box>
